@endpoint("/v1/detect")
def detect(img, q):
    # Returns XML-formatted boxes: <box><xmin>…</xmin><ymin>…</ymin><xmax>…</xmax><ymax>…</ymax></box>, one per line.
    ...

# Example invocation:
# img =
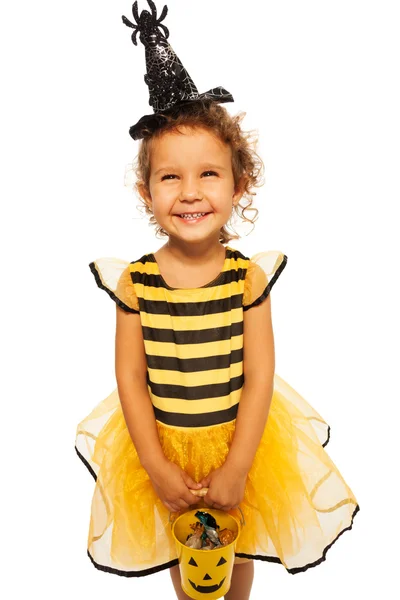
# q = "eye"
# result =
<box><xmin>188</xmin><ymin>557</ymin><xmax>198</xmax><ymax>566</ymax></box>
<box><xmin>202</xmin><ymin>170</ymin><xmax>218</xmax><ymax>177</ymax></box>
<box><xmin>161</xmin><ymin>173</ymin><xmax>177</xmax><ymax>180</ymax></box>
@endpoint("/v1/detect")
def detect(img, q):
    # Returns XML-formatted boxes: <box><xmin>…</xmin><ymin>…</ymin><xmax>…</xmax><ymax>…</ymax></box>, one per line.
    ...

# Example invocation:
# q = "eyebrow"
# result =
<box><xmin>154</xmin><ymin>164</ymin><xmax>228</xmax><ymax>176</ymax></box>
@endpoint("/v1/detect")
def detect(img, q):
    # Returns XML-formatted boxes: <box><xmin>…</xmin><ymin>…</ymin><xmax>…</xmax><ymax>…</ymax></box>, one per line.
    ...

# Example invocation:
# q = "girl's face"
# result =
<box><xmin>138</xmin><ymin>126</ymin><xmax>244</xmax><ymax>245</ymax></box>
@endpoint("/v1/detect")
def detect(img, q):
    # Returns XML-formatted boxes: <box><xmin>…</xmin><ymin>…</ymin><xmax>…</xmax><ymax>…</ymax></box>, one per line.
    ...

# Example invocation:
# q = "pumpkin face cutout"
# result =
<box><xmin>171</xmin><ymin>508</ymin><xmax>242</xmax><ymax>600</ymax></box>
<box><xmin>187</xmin><ymin>555</ymin><xmax>229</xmax><ymax>594</ymax></box>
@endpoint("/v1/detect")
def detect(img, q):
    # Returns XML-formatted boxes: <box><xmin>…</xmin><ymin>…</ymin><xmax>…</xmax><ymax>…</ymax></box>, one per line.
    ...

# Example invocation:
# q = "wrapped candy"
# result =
<box><xmin>185</xmin><ymin>535</ymin><xmax>202</xmax><ymax>549</ymax></box>
<box><xmin>203</xmin><ymin>537</ymin><xmax>216</xmax><ymax>550</ymax></box>
<box><xmin>190</xmin><ymin>487</ymin><xmax>209</xmax><ymax>497</ymax></box>
<box><xmin>184</xmin><ymin>522</ymin><xmax>204</xmax><ymax>549</ymax></box>
<box><xmin>204</xmin><ymin>525</ymin><xmax>221</xmax><ymax>546</ymax></box>
<box><xmin>195</xmin><ymin>511</ymin><xmax>218</xmax><ymax>530</ymax></box>
<box><xmin>219</xmin><ymin>528</ymin><xmax>235</xmax><ymax>546</ymax></box>
<box><xmin>190</xmin><ymin>522</ymin><xmax>205</xmax><ymax>534</ymax></box>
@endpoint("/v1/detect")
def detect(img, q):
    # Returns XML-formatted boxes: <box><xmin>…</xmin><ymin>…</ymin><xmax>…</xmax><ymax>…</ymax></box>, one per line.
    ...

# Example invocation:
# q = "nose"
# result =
<box><xmin>179</xmin><ymin>175</ymin><xmax>203</xmax><ymax>201</ymax></box>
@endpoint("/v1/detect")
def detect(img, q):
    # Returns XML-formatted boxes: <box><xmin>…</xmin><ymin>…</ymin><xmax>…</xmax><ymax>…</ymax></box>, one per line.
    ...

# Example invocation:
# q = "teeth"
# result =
<box><xmin>180</xmin><ymin>212</ymin><xmax>206</xmax><ymax>219</ymax></box>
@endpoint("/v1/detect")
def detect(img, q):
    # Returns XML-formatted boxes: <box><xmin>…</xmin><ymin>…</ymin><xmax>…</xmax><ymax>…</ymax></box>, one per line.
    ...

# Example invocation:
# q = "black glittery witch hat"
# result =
<box><xmin>122</xmin><ymin>0</ymin><xmax>234</xmax><ymax>140</ymax></box>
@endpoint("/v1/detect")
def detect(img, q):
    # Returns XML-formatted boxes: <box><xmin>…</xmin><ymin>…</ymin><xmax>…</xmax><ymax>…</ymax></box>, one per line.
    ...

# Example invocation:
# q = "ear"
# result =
<box><xmin>232</xmin><ymin>175</ymin><xmax>247</xmax><ymax>207</ymax></box>
<box><xmin>137</xmin><ymin>182</ymin><xmax>152</xmax><ymax>210</ymax></box>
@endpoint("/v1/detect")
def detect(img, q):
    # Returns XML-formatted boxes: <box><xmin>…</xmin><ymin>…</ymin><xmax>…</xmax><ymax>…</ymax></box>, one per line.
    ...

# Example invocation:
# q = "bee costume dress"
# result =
<box><xmin>75</xmin><ymin>1</ymin><xmax>360</xmax><ymax>578</ymax></box>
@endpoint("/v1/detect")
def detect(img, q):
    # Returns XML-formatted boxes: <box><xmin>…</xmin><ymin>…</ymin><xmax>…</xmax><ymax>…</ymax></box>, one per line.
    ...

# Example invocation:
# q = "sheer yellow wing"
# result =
<box><xmin>89</xmin><ymin>257</ymin><xmax>139</xmax><ymax>313</ymax></box>
<box><xmin>243</xmin><ymin>250</ymin><xmax>288</xmax><ymax>309</ymax></box>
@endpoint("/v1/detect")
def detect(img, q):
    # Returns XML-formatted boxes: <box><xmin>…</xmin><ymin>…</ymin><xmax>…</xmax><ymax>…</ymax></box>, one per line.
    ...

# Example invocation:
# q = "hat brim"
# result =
<box><xmin>129</xmin><ymin>88</ymin><xmax>234</xmax><ymax>140</ymax></box>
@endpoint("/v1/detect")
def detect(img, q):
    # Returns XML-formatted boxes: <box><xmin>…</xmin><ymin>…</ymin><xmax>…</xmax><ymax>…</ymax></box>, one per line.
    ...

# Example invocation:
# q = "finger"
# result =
<box><xmin>165</xmin><ymin>502</ymin><xmax>180</xmax><ymax>512</ymax></box>
<box><xmin>218</xmin><ymin>504</ymin><xmax>231</xmax><ymax>511</ymax></box>
<box><xmin>177</xmin><ymin>496</ymin><xmax>193</xmax><ymax>510</ymax></box>
<box><xmin>185</xmin><ymin>496</ymin><xmax>200</xmax><ymax>508</ymax></box>
<box><xmin>203</xmin><ymin>495</ymin><xmax>214</xmax><ymax>507</ymax></box>
<box><xmin>183</xmin><ymin>491</ymin><xmax>201</xmax><ymax>506</ymax></box>
<box><xmin>187</xmin><ymin>492</ymin><xmax>203</xmax><ymax>503</ymax></box>
<box><xmin>182</xmin><ymin>472</ymin><xmax>202</xmax><ymax>490</ymax></box>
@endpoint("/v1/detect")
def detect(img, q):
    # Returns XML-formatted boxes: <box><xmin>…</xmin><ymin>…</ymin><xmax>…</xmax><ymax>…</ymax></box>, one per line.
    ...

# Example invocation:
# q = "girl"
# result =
<box><xmin>76</xmin><ymin>4</ymin><xmax>359</xmax><ymax>599</ymax></box>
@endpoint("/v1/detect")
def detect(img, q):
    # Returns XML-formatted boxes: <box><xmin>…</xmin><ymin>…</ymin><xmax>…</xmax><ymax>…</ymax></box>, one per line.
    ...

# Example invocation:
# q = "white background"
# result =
<box><xmin>2</xmin><ymin>0</ymin><xmax>399</xmax><ymax>597</ymax></box>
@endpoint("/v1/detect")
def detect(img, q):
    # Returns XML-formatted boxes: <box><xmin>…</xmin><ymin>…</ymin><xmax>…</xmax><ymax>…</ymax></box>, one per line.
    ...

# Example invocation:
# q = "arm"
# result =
<box><xmin>200</xmin><ymin>294</ymin><xmax>275</xmax><ymax>509</ymax></box>
<box><xmin>224</xmin><ymin>293</ymin><xmax>275</xmax><ymax>475</ymax></box>
<box><xmin>115</xmin><ymin>304</ymin><xmax>167</xmax><ymax>474</ymax></box>
<box><xmin>115</xmin><ymin>304</ymin><xmax>203</xmax><ymax>510</ymax></box>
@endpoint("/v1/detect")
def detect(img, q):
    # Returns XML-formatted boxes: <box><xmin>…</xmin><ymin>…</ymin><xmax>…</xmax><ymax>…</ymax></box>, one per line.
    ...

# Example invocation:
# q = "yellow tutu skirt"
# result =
<box><xmin>75</xmin><ymin>373</ymin><xmax>359</xmax><ymax>577</ymax></box>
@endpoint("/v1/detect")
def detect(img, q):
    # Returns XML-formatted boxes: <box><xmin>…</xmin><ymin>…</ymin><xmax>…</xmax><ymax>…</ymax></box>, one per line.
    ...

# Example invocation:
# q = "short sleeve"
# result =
<box><xmin>89</xmin><ymin>258</ymin><xmax>140</xmax><ymax>313</ymax></box>
<box><xmin>242</xmin><ymin>250</ymin><xmax>288</xmax><ymax>311</ymax></box>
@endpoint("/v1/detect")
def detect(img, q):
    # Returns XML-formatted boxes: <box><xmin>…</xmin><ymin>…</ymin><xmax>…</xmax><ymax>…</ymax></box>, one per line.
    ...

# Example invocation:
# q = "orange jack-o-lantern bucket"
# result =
<box><xmin>169</xmin><ymin>490</ymin><xmax>245</xmax><ymax>600</ymax></box>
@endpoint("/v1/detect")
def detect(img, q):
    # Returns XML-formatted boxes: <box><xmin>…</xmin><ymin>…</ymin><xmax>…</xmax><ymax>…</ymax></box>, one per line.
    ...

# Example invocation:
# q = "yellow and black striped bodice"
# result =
<box><xmin>130</xmin><ymin>245</ymin><xmax>248</xmax><ymax>428</ymax></box>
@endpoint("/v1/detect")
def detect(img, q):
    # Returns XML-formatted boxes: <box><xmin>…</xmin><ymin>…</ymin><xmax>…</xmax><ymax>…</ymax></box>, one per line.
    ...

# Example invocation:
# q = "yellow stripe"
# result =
<box><xmin>150</xmin><ymin>386</ymin><xmax>243</xmax><ymax>414</ymax></box>
<box><xmin>148</xmin><ymin>361</ymin><xmax>243</xmax><ymax>387</ymax></box>
<box><xmin>144</xmin><ymin>334</ymin><xmax>243</xmax><ymax>359</ymax></box>
<box><xmin>131</xmin><ymin>261</ymin><xmax>158</xmax><ymax>276</ymax></box>
<box><xmin>140</xmin><ymin>306</ymin><xmax>243</xmax><ymax>330</ymax></box>
<box><xmin>134</xmin><ymin>279</ymin><xmax>244</xmax><ymax>302</ymax></box>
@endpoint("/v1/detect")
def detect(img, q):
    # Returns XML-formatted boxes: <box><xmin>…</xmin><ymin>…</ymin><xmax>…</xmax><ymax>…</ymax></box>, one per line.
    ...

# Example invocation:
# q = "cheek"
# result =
<box><xmin>211</xmin><ymin>180</ymin><xmax>236</xmax><ymax>203</ymax></box>
<box><xmin>150</xmin><ymin>188</ymin><xmax>176</xmax><ymax>213</ymax></box>
<box><xmin>212</xmin><ymin>197</ymin><xmax>235</xmax><ymax>217</ymax></box>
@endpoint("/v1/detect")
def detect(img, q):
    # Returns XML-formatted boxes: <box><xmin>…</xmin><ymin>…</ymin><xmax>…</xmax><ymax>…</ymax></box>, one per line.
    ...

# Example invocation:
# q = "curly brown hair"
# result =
<box><xmin>128</xmin><ymin>100</ymin><xmax>265</xmax><ymax>243</ymax></box>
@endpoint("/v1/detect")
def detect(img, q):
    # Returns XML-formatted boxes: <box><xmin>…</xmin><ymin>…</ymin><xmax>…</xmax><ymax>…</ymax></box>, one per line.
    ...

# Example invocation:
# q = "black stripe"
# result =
<box><xmin>139</xmin><ymin>293</ymin><xmax>243</xmax><ymax>316</ymax></box>
<box><xmin>135</xmin><ymin>266</ymin><xmax>246</xmax><ymax>290</ymax></box>
<box><xmin>142</xmin><ymin>320</ymin><xmax>243</xmax><ymax>344</ymax></box>
<box><xmin>153</xmin><ymin>403</ymin><xmax>239</xmax><ymax>427</ymax></box>
<box><xmin>146</xmin><ymin>348</ymin><xmax>243</xmax><ymax>371</ymax></box>
<box><xmin>243</xmin><ymin>254</ymin><xmax>288</xmax><ymax>311</ymax></box>
<box><xmin>148</xmin><ymin>373</ymin><xmax>244</xmax><ymax>401</ymax></box>
<box><xmin>144</xmin><ymin>265</ymin><xmax>246</xmax><ymax>288</ymax></box>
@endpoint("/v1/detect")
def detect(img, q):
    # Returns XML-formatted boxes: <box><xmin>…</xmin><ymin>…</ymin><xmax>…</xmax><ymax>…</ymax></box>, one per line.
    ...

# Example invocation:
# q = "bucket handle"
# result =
<box><xmin>168</xmin><ymin>487</ymin><xmax>246</xmax><ymax>527</ymax></box>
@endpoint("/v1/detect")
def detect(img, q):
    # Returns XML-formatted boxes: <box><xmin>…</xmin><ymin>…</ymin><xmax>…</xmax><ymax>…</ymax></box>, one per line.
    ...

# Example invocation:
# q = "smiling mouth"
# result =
<box><xmin>188</xmin><ymin>577</ymin><xmax>226</xmax><ymax>594</ymax></box>
<box><xmin>174</xmin><ymin>212</ymin><xmax>211</xmax><ymax>223</ymax></box>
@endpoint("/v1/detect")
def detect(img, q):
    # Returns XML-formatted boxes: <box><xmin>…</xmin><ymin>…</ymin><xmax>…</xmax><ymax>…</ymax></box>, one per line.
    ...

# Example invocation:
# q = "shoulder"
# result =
<box><xmin>116</xmin><ymin>251</ymin><xmax>158</xmax><ymax>311</ymax></box>
<box><xmin>241</xmin><ymin>250</ymin><xmax>288</xmax><ymax>310</ymax></box>
<box><xmin>89</xmin><ymin>250</ymin><xmax>155</xmax><ymax>314</ymax></box>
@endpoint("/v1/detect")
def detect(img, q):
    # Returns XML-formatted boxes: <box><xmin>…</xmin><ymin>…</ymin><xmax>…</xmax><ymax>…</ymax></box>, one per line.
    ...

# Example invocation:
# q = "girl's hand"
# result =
<box><xmin>147</xmin><ymin>459</ymin><xmax>203</xmax><ymax>513</ymax></box>
<box><xmin>199</xmin><ymin>464</ymin><xmax>247</xmax><ymax>511</ymax></box>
